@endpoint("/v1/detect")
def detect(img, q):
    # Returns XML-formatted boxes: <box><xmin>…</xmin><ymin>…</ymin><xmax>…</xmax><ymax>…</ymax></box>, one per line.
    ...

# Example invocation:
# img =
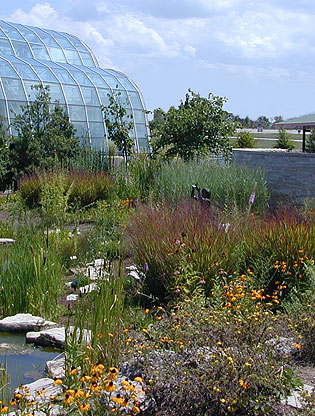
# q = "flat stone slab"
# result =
<box><xmin>66</xmin><ymin>294</ymin><xmax>79</xmax><ymax>301</ymax></box>
<box><xmin>15</xmin><ymin>377</ymin><xmax>62</xmax><ymax>404</ymax></box>
<box><xmin>0</xmin><ymin>314</ymin><xmax>57</xmax><ymax>333</ymax></box>
<box><xmin>80</xmin><ymin>282</ymin><xmax>97</xmax><ymax>294</ymax></box>
<box><xmin>0</xmin><ymin>238</ymin><xmax>15</xmax><ymax>244</ymax></box>
<box><xmin>45</xmin><ymin>355</ymin><xmax>65</xmax><ymax>379</ymax></box>
<box><xmin>26</xmin><ymin>326</ymin><xmax>91</xmax><ymax>349</ymax></box>
<box><xmin>282</xmin><ymin>384</ymin><xmax>314</xmax><ymax>409</ymax></box>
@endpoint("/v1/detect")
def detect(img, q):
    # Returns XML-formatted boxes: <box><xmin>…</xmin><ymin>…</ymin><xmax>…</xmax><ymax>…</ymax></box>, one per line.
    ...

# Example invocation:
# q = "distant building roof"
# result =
<box><xmin>275</xmin><ymin>113</ymin><xmax>315</xmax><ymax>128</ymax></box>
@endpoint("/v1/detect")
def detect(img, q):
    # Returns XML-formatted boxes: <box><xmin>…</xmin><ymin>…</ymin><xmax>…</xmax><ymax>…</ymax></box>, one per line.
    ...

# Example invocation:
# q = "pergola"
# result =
<box><xmin>275</xmin><ymin>113</ymin><xmax>315</xmax><ymax>152</ymax></box>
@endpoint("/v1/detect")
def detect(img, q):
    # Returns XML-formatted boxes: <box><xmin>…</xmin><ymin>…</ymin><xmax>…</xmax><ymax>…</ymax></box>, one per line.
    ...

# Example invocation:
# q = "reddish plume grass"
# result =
<box><xmin>127</xmin><ymin>200</ymin><xmax>315</xmax><ymax>303</ymax></box>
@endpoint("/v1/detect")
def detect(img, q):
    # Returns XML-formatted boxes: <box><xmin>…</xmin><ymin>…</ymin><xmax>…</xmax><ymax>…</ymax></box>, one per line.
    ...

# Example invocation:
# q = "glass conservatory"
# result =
<box><xmin>0</xmin><ymin>20</ymin><xmax>149</xmax><ymax>151</ymax></box>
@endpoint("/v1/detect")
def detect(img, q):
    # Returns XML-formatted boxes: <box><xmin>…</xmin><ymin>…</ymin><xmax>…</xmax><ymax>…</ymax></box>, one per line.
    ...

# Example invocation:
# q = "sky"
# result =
<box><xmin>1</xmin><ymin>0</ymin><xmax>315</xmax><ymax>120</ymax></box>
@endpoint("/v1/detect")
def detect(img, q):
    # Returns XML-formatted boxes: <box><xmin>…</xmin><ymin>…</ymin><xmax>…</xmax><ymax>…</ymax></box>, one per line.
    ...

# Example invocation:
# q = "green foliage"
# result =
<box><xmin>0</xmin><ymin>119</ymin><xmax>10</xmax><ymax>190</ymax></box>
<box><xmin>235</xmin><ymin>131</ymin><xmax>255</xmax><ymax>148</ymax></box>
<box><xmin>153</xmin><ymin>89</ymin><xmax>235</xmax><ymax>160</ymax></box>
<box><xmin>102</xmin><ymin>92</ymin><xmax>134</xmax><ymax>165</ymax></box>
<box><xmin>8</xmin><ymin>85</ymin><xmax>80</xmax><ymax>183</ymax></box>
<box><xmin>305</xmin><ymin>129</ymin><xmax>315</xmax><ymax>153</ymax></box>
<box><xmin>18</xmin><ymin>170</ymin><xmax>114</xmax><ymax>212</ymax></box>
<box><xmin>274</xmin><ymin>128</ymin><xmax>294</xmax><ymax>150</ymax></box>
<box><xmin>0</xmin><ymin>226</ymin><xmax>65</xmax><ymax>319</ymax></box>
<box><xmin>149</xmin><ymin>158</ymin><xmax>269</xmax><ymax>211</ymax></box>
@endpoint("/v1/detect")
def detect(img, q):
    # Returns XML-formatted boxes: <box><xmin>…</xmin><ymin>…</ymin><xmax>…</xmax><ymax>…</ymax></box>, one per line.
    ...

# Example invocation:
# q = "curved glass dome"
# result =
<box><xmin>0</xmin><ymin>20</ymin><xmax>149</xmax><ymax>151</ymax></box>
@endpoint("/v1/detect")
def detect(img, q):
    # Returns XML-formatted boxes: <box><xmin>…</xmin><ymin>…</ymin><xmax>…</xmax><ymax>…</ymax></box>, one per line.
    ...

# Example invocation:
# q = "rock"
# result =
<box><xmin>0</xmin><ymin>314</ymin><xmax>57</xmax><ymax>333</ymax></box>
<box><xmin>80</xmin><ymin>282</ymin><xmax>97</xmax><ymax>294</ymax></box>
<box><xmin>66</xmin><ymin>294</ymin><xmax>79</xmax><ymax>301</ymax></box>
<box><xmin>0</xmin><ymin>238</ymin><xmax>15</xmax><ymax>244</ymax></box>
<box><xmin>126</xmin><ymin>265</ymin><xmax>144</xmax><ymax>282</ymax></box>
<box><xmin>282</xmin><ymin>384</ymin><xmax>314</xmax><ymax>409</ymax></box>
<box><xmin>26</xmin><ymin>326</ymin><xmax>91</xmax><ymax>349</ymax></box>
<box><xmin>85</xmin><ymin>259</ymin><xmax>109</xmax><ymax>280</ymax></box>
<box><xmin>45</xmin><ymin>355</ymin><xmax>65</xmax><ymax>379</ymax></box>
<box><xmin>266</xmin><ymin>337</ymin><xmax>296</xmax><ymax>356</ymax></box>
<box><xmin>15</xmin><ymin>377</ymin><xmax>62</xmax><ymax>403</ymax></box>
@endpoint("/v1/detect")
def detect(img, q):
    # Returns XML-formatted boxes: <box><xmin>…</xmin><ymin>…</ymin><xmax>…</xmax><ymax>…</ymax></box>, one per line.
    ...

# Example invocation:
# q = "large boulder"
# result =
<box><xmin>0</xmin><ymin>314</ymin><xmax>57</xmax><ymax>333</ymax></box>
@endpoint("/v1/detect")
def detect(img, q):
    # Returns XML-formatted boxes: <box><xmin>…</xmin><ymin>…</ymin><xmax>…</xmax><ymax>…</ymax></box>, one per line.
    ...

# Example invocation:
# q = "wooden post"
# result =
<box><xmin>302</xmin><ymin>128</ymin><xmax>306</xmax><ymax>152</ymax></box>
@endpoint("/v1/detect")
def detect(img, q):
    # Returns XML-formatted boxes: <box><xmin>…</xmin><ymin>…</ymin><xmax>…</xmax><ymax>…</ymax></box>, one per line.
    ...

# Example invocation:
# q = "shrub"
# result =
<box><xmin>305</xmin><ymin>129</ymin><xmax>315</xmax><ymax>153</ymax></box>
<box><xmin>123</xmin><ymin>299</ymin><xmax>301</xmax><ymax>416</ymax></box>
<box><xmin>274</xmin><ymin>128</ymin><xmax>294</xmax><ymax>150</ymax></box>
<box><xmin>235</xmin><ymin>131</ymin><xmax>255</xmax><ymax>148</ymax></box>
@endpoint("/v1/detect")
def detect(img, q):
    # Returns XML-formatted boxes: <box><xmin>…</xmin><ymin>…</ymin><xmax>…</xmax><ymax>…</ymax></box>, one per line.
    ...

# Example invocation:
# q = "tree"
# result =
<box><xmin>0</xmin><ymin>118</ymin><xmax>10</xmax><ymax>189</ymax></box>
<box><xmin>256</xmin><ymin>115</ymin><xmax>271</xmax><ymax>129</ymax></box>
<box><xmin>235</xmin><ymin>131</ymin><xmax>255</xmax><ymax>148</ymax></box>
<box><xmin>305</xmin><ymin>129</ymin><xmax>315</xmax><ymax>153</ymax></box>
<box><xmin>153</xmin><ymin>89</ymin><xmax>235</xmax><ymax>160</ymax></box>
<box><xmin>9</xmin><ymin>85</ymin><xmax>79</xmax><ymax>181</ymax></box>
<box><xmin>102</xmin><ymin>92</ymin><xmax>134</xmax><ymax>166</ymax></box>
<box><xmin>274</xmin><ymin>128</ymin><xmax>294</xmax><ymax>150</ymax></box>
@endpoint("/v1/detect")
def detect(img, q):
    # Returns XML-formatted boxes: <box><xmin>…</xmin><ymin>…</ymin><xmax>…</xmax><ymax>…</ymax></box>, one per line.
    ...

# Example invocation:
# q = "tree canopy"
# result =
<box><xmin>152</xmin><ymin>90</ymin><xmax>235</xmax><ymax>160</ymax></box>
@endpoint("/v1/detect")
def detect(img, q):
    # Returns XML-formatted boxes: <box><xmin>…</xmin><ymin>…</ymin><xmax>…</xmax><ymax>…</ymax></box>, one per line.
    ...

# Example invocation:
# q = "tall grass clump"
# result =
<box><xmin>0</xmin><ymin>227</ymin><xmax>65</xmax><ymax>319</ymax></box>
<box><xmin>127</xmin><ymin>201</ymin><xmax>314</xmax><ymax>304</ymax></box>
<box><xmin>150</xmin><ymin>159</ymin><xmax>269</xmax><ymax>212</ymax></box>
<box><xmin>18</xmin><ymin>170</ymin><xmax>114</xmax><ymax>212</ymax></box>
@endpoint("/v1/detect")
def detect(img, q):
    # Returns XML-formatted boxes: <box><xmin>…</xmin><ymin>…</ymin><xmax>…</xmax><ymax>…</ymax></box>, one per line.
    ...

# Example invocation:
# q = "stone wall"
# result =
<box><xmin>232</xmin><ymin>149</ymin><xmax>315</xmax><ymax>205</ymax></box>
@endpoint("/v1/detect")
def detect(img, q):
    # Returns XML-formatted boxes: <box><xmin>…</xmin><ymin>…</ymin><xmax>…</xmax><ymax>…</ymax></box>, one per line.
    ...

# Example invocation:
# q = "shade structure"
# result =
<box><xmin>0</xmin><ymin>20</ymin><xmax>150</xmax><ymax>151</ymax></box>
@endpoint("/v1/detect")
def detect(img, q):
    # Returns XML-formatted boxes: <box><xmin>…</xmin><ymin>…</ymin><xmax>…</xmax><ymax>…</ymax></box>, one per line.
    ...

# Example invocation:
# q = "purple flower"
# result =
<box><xmin>144</xmin><ymin>263</ymin><xmax>149</xmax><ymax>273</ymax></box>
<box><xmin>249</xmin><ymin>183</ymin><xmax>257</xmax><ymax>205</ymax></box>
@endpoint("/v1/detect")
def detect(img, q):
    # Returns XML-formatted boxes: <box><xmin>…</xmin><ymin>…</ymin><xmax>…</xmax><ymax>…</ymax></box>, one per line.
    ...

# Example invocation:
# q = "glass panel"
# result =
<box><xmin>96</xmin><ymin>70</ymin><xmax>121</xmax><ymax>89</ymax></box>
<box><xmin>52</xmin><ymin>67</ymin><xmax>76</xmax><ymax>84</ymax></box>
<box><xmin>0</xmin><ymin>29</ymin><xmax>7</xmax><ymax>39</ymax></box>
<box><xmin>133</xmin><ymin>109</ymin><xmax>146</xmax><ymax>123</ymax></box>
<box><xmin>138</xmin><ymin>138</ymin><xmax>149</xmax><ymax>150</ymax></box>
<box><xmin>48</xmin><ymin>32</ymin><xmax>74</xmax><ymax>49</ymax></box>
<box><xmin>80</xmin><ymin>69</ymin><xmax>105</xmax><ymax>87</ymax></box>
<box><xmin>64</xmin><ymin>35</ymin><xmax>88</xmax><ymax>52</ymax></box>
<box><xmin>8</xmin><ymin>100</ymin><xmax>26</xmax><ymax>117</ymax></box>
<box><xmin>98</xmin><ymin>88</ymin><xmax>111</xmax><ymax>105</ymax></box>
<box><xmin>0</xmin><ymin>59</ymin><xmax>18</xmax><ymax>77</ymax></box>
<box><xmin>86</xmin><ymin>106</ymin><xmax>102</xmax><ymax>122</ymax></box>
<box><xmin>45</xmin><ymin>83</ymin><xmax>66</xmax><ymax>104</ymax></box>
<box><xmin>14</xmin><ymin>25</ymin><xmax>41</xmax><ymax>43</ymax></box>
<box><xmin>136</xmin><ymin>124</ymin><xmax>148</xmax><ymax>139</ymax></box>
<box><xmin>64</xmin><ymin>49</ymin><xmax>82</xmax><ymax>65</ymax></box>
<box><xmin>32</xmin><ymin>64</ymin><xmax>58</xmax><ymax>82</ymax></box>
<box><xmin>80</xmin><ymin>52</ymin><xmax>95</xmax><ymax>67</ymax></box>
<box><xmin>48</xmin><ymin>47</ymin><xmax>66</xmax><ymax>63</ymax></box>
<box><xmin>72</xmin><ymin>121</ymin><xmax>88</xmax><ymax>137</ymax></box>
<box><xmin>0</xmin><ymin>84</ymin><xmax>4</xmax><ymax>99</ymax></box>
<box><xmin>2</xmin><ymin>78</ymin><xmax>26</xmax><ymax>100</ymax></box>
<box><xmin>68</xmin><ymin>105</ymin><xmax>86</xmax><ymax>121</ymax></box>
<box><xmin>92</xmin><ymin>138</ymin><xmax>106</xmax><ymax>148</ymax></box>
<box><xmin>81</xmin><ymin>87</ymin><xmax>99</xmax><ymax>105</ymax></box>
<box><xmin>0</xmin><ymin>99</ymin><xmax>7</xmax><ymax>118</ymax></box>
<box><xmin>65</xmin><ymin>68</ymin><xmax>92</xmax><ymax>86</ymax></box>
<box><xmin>63</xmin><ymin>85</ymin><xmax>83</xmax><ymax>104</ymax></box>
<box><xmin>31</xmin><ymin>28</ymin><xmax>59</xmax><ymax>47</ymax></box>
<box><xmin>0</xmin><ymin>23</ymin><xmax>24</xmax><ymax>40</ymax></box>
<box><xmin>23</xmin><ymin>80</ymin><xmax>40</xmax><ymax>101</ymax></box>
<box><xmin>108</xmin><ymin>72</ymin><xmax>135</xmax><ymax>90</ymax></box>
<box><xmin>10</xmin><ymin>63</ymin><xmax>39</xmax><ymax>80</ymax></box>
<box><xmin>89</xmin><ymin>122</ymin><xmax>105</xmax><ymax>138</ymax></box>
<box><xmin>11</xmin><ymin>41</ymin><xmax>33</xmax><ymax>59</ymax></box>
<box><xmin>128</xmin><ymin>90</ymin><xmax>142</xmax><ymax>109</ymax></box>
<box><xmin>31</xmin><ymin>43</ymin><xmax>50</xmax><ymax>60</ymax></box>
<box><xmin>0</xmin><ymin>39</ymin><xmax>14</xmax><ymax>55</ymax></box>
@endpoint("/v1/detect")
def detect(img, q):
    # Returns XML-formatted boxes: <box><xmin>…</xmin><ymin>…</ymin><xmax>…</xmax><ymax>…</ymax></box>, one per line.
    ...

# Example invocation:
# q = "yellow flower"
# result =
<box><xmin>132</xmin><ymin>406</ymin><xmax>141</xmax><ymax>414</ymax></box>
<box><xmin>238</xmin><ymin>379</ymin><xmax>250</xmax><ymax>389</ymax></box>
<box><xmin>64</xmin><ymin>394</ymin><xmax>74</xmax><ymax>405</ymax></box>
<box><xmin>53</xmin><ymin>379</ymin><xmax>63</xmax><ymax>386</ymax></box>
<box><xmin>69</xmin><ymin>367</ymin><xmax>78</xmax><ymax>376</ymax></box>
<box><xmin>1</xmin><ymin>406</ymin><xmax>9</xmax><ymax>413</ymax></box>
<box><xmin>79</xmin><ymin>403</ymin><xmax>91</xmax><ymax>412</ymax></box>
<box><xmin>134</xmin><ymin>377</ymin><xmax>143</xmax><ymax>383</ymax></box>
<box><xmin>293</xmin><ymin>342</ymin><xmax>302</xmax><ymax>349</ymax></box>
<box><xmin>104</xmin><ymin>380</ymin><xmax>116</xmax><ymax>392</ymax></box>
<box><xmin>108</xmin><ymin>367</ymin><xmax>119</xmax><ymax>379</ymax></box>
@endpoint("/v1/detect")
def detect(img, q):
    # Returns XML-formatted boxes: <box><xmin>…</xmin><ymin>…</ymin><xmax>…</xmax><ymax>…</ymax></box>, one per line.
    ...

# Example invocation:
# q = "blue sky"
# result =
<box><xmin>2</xmin><ymin>0</ymin><xmax>315</xmax><ymax>120</ymax></box>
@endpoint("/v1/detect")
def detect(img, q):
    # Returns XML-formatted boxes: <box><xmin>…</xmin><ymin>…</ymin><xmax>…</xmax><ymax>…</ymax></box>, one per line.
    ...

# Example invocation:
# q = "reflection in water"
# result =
<box><xmin>0</xmin><ymin>332</ymin><xmax>60</xmax><ymax>396</ymax></box>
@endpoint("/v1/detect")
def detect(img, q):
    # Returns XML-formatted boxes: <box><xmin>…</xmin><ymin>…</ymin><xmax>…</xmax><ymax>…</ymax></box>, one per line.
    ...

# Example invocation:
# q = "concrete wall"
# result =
<box><xmin>232</xmin><ymin>149</ymin><xmax>315</xmax><ymax>205</ymax></box>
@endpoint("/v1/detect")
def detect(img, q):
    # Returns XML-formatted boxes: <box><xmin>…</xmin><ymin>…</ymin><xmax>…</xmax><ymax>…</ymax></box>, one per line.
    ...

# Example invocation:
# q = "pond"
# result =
<box><xmin>0</xmin><ymin>332</ymin><xmax>60</xmax><ymax>398</ymax></box>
